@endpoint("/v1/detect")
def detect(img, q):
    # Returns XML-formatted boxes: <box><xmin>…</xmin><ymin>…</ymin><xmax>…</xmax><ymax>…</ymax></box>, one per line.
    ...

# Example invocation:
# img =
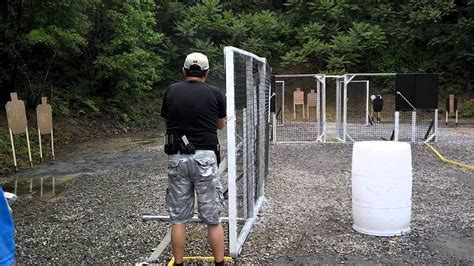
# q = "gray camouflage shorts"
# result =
<box><xmin>166</xmin><ymin>150</ymin><xmax>224</xmax><ymax>224</ymax></box>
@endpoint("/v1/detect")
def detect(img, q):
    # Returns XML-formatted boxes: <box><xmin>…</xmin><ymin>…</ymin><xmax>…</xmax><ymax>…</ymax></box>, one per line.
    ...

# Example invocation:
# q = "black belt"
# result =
<box><xmin>194</xmin><ymin>145</ymin><xmax>217</xmax><ymax>150</ymax></box>
<box><xmin>167</xmin><ymin>143</ymin><xmax>220</xmax><ymax>165</ymax></box>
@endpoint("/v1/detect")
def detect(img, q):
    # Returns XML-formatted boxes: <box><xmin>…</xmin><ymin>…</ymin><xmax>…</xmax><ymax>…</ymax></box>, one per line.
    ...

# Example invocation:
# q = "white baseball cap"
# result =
<box><xmin>184</xmin><ymin>52</ymin><xmax>209</xmax><ymax>71</ymax></box>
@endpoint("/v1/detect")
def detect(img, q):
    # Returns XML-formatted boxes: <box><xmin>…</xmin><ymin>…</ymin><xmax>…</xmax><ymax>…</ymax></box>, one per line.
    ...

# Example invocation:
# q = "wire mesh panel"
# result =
<box><xmin>224</xmin><ymin>47</ymin><xmax>270</xmax><ymax>257</ymax></box>
<box><xmin>324</xmin><ymin>76</ymin><xmax>344</xmax><ymax>141</ymax></box>
<box><xmin>273</xmin><ymin>74</ymin><xmax>323</xmax><ymax>142</ymax></box>
<box><xmin>275</xmin><ymin>81</ymin><xmax>284</xmax><ymax>126</ymax></box>
<box><xmin>271</xmin><ymin>73</ymin><xmax>438</xmax><ymax>143</ymax></box>
<box><xmin>343</xmin><ymin>75</ymin><xmax>397</xmax><ymax>141</ymax></box>
<box><xmin>339</xmin><ymin>74</ymin><xmax>438</xmax><ymax>142</ymax></box>
<box><xmin>396</xmin><ymin>109</ymin><xmax>438</xmax><ymax>142</ymax></box>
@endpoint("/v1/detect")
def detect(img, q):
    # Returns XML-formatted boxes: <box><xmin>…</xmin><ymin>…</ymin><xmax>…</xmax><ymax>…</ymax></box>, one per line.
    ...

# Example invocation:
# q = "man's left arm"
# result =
<box><xmin>217</xmin><ymin>118</ymin><xmax>225</xmax><ymax>129</ymax></box>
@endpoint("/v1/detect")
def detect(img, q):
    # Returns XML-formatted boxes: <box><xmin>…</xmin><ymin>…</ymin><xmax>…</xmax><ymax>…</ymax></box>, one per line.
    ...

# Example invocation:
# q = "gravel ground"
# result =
<box><xmin>4</xmin><ymin>126</ymin><xmax>473</xmax><ymax>264</ymax></box>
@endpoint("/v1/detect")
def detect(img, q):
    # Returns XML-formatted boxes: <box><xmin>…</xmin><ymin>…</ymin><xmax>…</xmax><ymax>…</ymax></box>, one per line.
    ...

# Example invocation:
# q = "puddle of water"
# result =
<box><xmin>1</xmin><ymin>175</ymin><xmax>74</xmax><ymax>201</ymax></box>
<box><xmin>1</xmin><ymin>130</ymin><xmax>165</xmax><ymax>203</ymax></box>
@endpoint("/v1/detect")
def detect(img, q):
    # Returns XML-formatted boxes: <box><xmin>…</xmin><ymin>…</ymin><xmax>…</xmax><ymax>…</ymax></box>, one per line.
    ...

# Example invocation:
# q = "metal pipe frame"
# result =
<box><xmin>316</xmin><ymin>80</ymin><xmax>321</xmax><ymax>139</ymax></box>
<box><xmin>276</xmin><ymin>80</ymin><xmax>285</xmax><ymax>125</ymax></box>
<box><xmin>345</xmin><ymin>73</ymin><xmax>397</xmax><ymax>76</ymax></box>
<box><xmin>343</xmin><ymin>75</ymin><xmax>355</xmax><ymax>142</ymax></box>
<box><xmin>224</xmin><ymin>47</ymin><xmax>239</xmax><ymax>256</ymax></box>
<box><xmin>224</xmin><ymin>46</ymin><xmax>269</xmax><ymax>258</ymax></box>
<box><xmin>315</xmin><ymin>75</ymin><xmax>326</xmax><ymax>142</ymax></box>
<box><xmin>394</xmin><ymin>111</ymin><xmax>400</xmax><ymax>141</ymax></box>
<box><xmin>365</xmin><ymin>81</ymin><xmax>370</xmax><ymax>126</ymax></box>
<box><xmin>338</xmin><ymin>79</ymin><xmax>370</xmax><ymax>126</ymax></box>
<box><xmin>275</xmin><ymin>74</ymin><xmax>321</xmax><ymax>78</ymax></box>
<box><xmin>411</xmin><ymin>111</ymin><xmax>417</xmax><ymax>143</ymax></box>
<box><xmin>142</xmin><ymin>215</ymin><xmax>246</xmax><ymax>223</ymax></box>
<box><xmin>258</xmin><ymin>62</ymin><xmax>266</xmax><ymax>199</ymax></box>
<box><xmin>336</xmin><ymin>78</ymin><xmax>341</xmax><ymax>139</ymax></box>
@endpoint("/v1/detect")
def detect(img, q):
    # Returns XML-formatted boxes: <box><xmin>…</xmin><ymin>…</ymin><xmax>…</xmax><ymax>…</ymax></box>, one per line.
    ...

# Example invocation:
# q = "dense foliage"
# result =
<box><xmin>1</xmin><ymin>0</ymin><xmax>472</xmax><ymax>122</ymax></box>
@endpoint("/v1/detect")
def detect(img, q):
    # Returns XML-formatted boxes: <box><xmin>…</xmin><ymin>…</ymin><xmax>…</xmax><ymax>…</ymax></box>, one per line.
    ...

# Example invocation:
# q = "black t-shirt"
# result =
<box><xmin>373</xmin><ymin>96</ymin><xmax>384</xmax><ymax>112</ymax></box>
<box><xmin>161</xmin><ymin>80</ymin><xmax>226</xmax><ymax>146</ymax></box>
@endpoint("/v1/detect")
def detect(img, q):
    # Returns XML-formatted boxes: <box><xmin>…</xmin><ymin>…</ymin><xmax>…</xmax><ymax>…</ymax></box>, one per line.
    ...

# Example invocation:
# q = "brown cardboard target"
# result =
<box><xmin>5</xmin><ymin>93</ymin><xmax>28</xmax><ymax>134</ymax></box>
<box><xmin>293</xmin><ymin>88</ymin><xmax>304</xmax><ymax>105</ymax></box>
<box><xmin>307</xmin><ymin>89</ymin><xmax>317</xmax><ymax>107</ymax></box>
<box><xmin>449</xmin><ymin>94</ymin><xmax>455</xmax><ymax>113</ymax></box>
<box><xmin>37</xmin><ymin>97</ymin><xmax>53</xmax><ymax>134</ymax></box>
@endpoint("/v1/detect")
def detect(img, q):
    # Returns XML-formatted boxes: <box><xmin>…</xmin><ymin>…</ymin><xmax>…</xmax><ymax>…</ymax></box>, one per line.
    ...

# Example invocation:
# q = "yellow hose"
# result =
<box><xmin>168</xmin><ymin>256</ymin><xmax>233</xmax><ymax>266</ymax></box>
<box><xmin>324</xmin><ymin>141</ymin><xmax>344</xmax><ymax>144</ymax></box>
<box><xmin>425</xmin><ymin>143</ymin><xmax>474</xmax><ymax>172</ymax></box>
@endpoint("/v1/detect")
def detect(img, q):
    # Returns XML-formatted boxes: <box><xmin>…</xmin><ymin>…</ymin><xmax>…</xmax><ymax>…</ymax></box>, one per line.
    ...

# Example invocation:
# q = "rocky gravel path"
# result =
<box><xmin>3</xmin><ymin>127</ymin><xmax>473</xmax><ymax>264</ymax></box>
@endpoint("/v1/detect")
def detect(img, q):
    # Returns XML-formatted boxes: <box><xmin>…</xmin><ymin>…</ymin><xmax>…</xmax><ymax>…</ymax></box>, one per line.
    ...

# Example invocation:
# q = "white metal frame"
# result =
<box><xmin>224</xmin><ymin>46</ymin><xmax>268</xmax><ymax>257</ymax></box>
<box><xmin>342</xmin><ymin>73</ymin><xmax>438</xmax><ymax>143</ymax></box>
<box><xmin>273</xmin><ymin>74</ymin><xmax>326</xmax><ymax>143</ymax></box>
<box><xmin>338</xmin><ymin>80</ymin><xmax>370</xmax><ymax>126</ymax></box>
<box><xmin>272</xmin><ymin>72</ymin><xmax>438</xmax><ymax>143</ymax></box>
<box><xmin>315</xmin><ymin>74</ymin><xmax>326</xmax><ymax>142</ymax></box>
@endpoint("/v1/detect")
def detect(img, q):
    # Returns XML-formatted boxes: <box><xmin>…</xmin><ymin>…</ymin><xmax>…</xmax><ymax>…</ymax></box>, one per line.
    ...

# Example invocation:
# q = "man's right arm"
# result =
<box><xmin>216</xmin><ymin>89</ymin><xmax>226</xmax><ymax>130</ymax></box>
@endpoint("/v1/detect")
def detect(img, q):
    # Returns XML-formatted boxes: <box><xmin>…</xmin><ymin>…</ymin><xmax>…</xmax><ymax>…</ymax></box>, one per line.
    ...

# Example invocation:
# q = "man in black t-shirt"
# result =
<box><xmin>160</xmin><ymin>52</ymin><xmax>226</xmax><ymax>266</ymax></box>
<box><xmin>370</xmin><ymin>94</ymin><xmax>384</xmax><ymax>123</ymax></box>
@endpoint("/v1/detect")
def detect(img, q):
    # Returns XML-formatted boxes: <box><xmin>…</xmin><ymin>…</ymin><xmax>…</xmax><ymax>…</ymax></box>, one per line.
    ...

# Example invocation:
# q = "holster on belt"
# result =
<box><xmin>164</xmin><ymin>134</ymin><xmax>220</xmax><ymax>165</ymax></box>
<box><xmin>164</xmin><ymin>134</ymin><xmax>195</xmax><ymax>155</ymax></box>
<box><xmin>215</xmin><ymin>144</ymin><xmax>221</xmax><ymax>166</ymax></box>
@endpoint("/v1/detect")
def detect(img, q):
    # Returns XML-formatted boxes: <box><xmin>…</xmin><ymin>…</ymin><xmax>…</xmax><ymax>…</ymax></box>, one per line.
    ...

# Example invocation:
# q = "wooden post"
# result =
<box><xmin>293</xmin><ymin>102</ymin><xmax>296</xmax><ymax>120</ymax></box>
<box><xmin>455</xmin><ymin>110</ymin><xmax>458</xmax><ymax>126</ymax></box>
<box><xmin>51</xmin><ymin>128</ymin><xmax>55</xmax><ymax>160</ymax></box>
<box><xmin>25</xmin><ymin>126</ymin><xmax>33</xmax><ymax>167</ymax></box>
<box><xmin>38</xmin><ymin>129</ymin><xmax>43</xmax><ymax>162</ymax></box>
<box><xmin>9</xmin><ymin>128</ymin><xmax>17</xmax><ymax>171</ymax></box>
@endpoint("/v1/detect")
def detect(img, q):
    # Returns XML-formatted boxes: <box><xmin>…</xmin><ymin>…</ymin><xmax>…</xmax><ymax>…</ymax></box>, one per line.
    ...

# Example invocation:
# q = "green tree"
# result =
<box><xmin>0</xmin><ymin>1</ymin><xmax>91</xmax><ymax>106</ymax></box>
<box><xmin>94</xmin><ymin>1</ymin><xmax>164</xmax><ymax>104</ymax></box>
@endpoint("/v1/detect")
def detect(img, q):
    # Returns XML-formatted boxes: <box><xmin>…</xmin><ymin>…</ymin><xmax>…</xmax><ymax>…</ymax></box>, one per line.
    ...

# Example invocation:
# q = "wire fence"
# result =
<box><xmin>272</xmin><ymin>74</ymin><xmax>438</xmax><ymax>143</ymax></box>
<box><xmin>273</xmin><ymin>75</ymin><xmax>324</xmax><ymax>142</ymax></box>
<box><xmin>224</xmin><ymin>47</ymin><xmax>270</xmax><ymax>257</ymax></box>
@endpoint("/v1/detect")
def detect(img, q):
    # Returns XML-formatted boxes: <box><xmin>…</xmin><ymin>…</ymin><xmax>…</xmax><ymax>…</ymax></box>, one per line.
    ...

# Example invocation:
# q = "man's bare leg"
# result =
<box><xmin>208</xmin><ymin>223</ymin><xmax>224</xmax><ymax>262</ymax></box>
<box><xmin>171</xmin><ymin>224</ymin><xmax>186</xmax><ymax>264</ymax></box>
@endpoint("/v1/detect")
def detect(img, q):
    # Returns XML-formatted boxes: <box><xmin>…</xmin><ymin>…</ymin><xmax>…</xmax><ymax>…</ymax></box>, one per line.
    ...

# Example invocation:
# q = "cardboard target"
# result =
<box><xmin>293</xmin><ymin>88</ymin><xmax>304</xmax><ymax>105</ymax></box>
<box><xmin>5</xmin><ymin>93</ymin><xmax>28</xmax><ymax>134</ymax></box>
<box><xmin>37</xmin><ymin>97</ymin><xmax>53</xmax><ymax>134</ymax></box>
<box><xmin>449</xmin><ymin>95</ymin><xmax>455</xmax><ymax>113</ymax></box>
<box><xmin>293</xmin><ymin>88</ymin><xmax>305</xmax><ymax>119</ymax></box>
<box><xmin>307</xmin><ymin>89</ymin><xmax>317</xmax><ymax>107</ymax></box>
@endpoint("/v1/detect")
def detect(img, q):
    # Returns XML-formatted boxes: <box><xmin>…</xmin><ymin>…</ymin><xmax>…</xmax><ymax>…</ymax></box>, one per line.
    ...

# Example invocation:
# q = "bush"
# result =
<box><xmin>461</xmin><ymin>99</ymin><xmax>474</xmax><ymax>117</ymax></box>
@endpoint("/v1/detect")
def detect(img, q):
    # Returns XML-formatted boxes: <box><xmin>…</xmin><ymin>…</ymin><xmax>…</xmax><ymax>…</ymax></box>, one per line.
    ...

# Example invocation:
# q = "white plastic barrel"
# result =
<box><xmin>352</xmin><ymin>141</ymin><xmax>412</xmax><ymax>236</ymax></box>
